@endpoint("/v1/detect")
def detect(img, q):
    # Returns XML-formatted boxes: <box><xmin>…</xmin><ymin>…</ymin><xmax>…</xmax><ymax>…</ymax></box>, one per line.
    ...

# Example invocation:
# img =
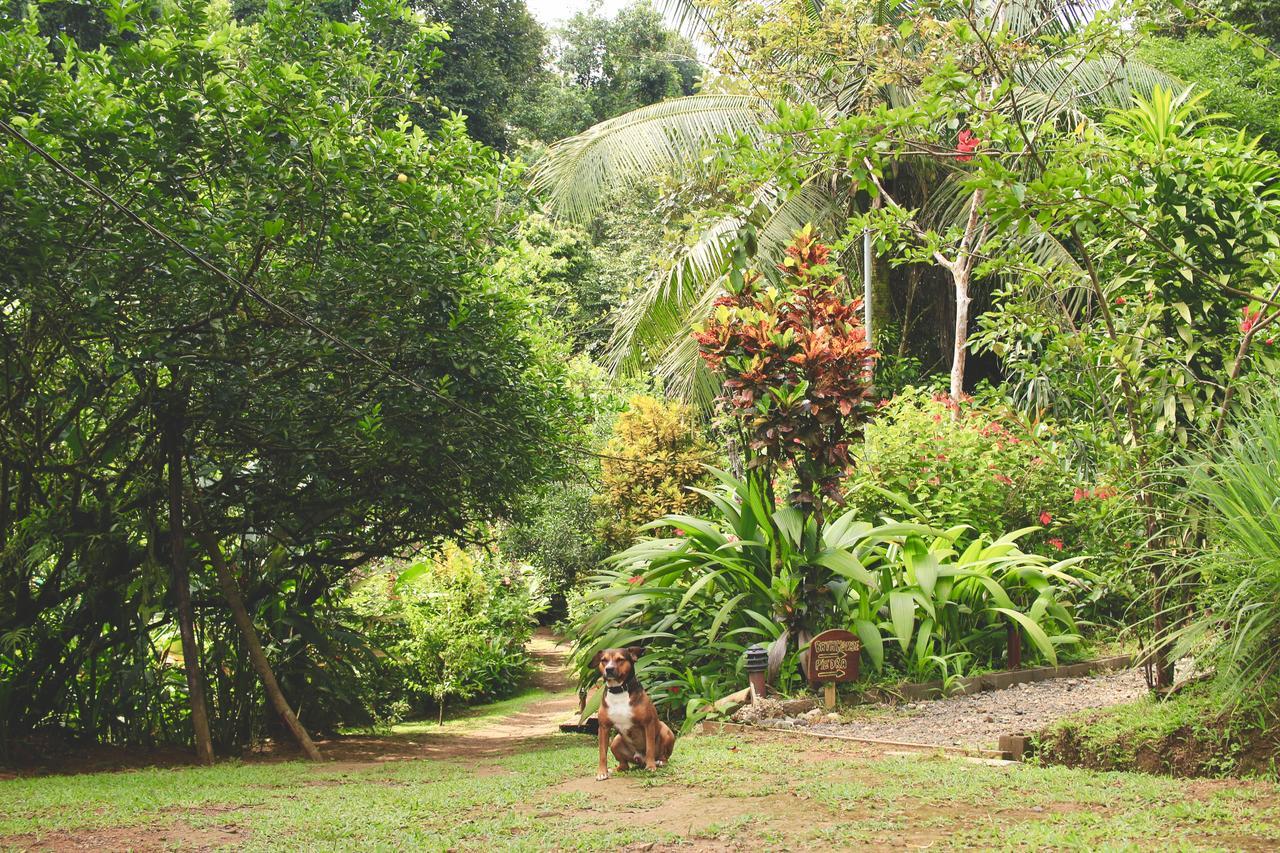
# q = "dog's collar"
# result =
<box><xmin>604</xmin><ymin>674</ymin><xmax>639</xmax><ymax>695</ymax></box>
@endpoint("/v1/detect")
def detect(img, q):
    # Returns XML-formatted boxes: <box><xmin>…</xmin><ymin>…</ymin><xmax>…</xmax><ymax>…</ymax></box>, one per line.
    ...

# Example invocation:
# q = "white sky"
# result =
<box><xmin>526</xmin><ymin>0</ymin><xmax>631</xmax><ymax>27</ymax></box>
<box><xmin>527</xmin><ymin>0</ymin><xmax>632</xmax><ymax>26</ymax></box>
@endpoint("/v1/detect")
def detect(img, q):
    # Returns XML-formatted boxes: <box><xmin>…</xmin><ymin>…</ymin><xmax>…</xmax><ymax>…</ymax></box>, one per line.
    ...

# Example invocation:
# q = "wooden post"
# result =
<box><xmin>1007</xmin><ymin>621</ymin><xmax>1022</xmax><ymax>670</ymax></box>
<box><xmin>165</xmin><ymin>391</ymin><xmax>214</xmax><ymax>766</ymax></box>
<box><xmin>197</xmin><ymin>530</ymin><xmax>323</xmax><ymax>761</ymax></box>
<box><xmin>823</xmin><ymin>683</ymin><xmax>837</xmax><ymax>710</ymax></box>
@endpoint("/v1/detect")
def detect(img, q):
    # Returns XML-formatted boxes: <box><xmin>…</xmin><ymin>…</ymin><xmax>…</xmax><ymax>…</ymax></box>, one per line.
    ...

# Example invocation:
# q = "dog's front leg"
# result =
<box><xmin>596</xmin><ymin>721</ymin><xmax>610</xmax><ymax>781</ymax></box>
<box><xmin>643</xmin><ymin>722</ymin><xmax>658</xmax><ymax>771</ymax></box>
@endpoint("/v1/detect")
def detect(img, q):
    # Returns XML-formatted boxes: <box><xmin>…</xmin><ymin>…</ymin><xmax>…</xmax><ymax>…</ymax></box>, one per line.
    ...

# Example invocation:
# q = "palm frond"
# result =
<box><xmin>531</xmin><ymin>95</ymin><xmax>772</xmax><ymax>222</ymax></box>
<box><xmin>609</xmin><ymin>179</ymin><xmax>848</xmax><ymax>407</ymax></box>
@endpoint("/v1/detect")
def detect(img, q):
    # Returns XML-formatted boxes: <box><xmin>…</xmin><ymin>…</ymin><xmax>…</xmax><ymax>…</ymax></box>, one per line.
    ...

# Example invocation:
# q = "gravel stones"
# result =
<box><xmin>802</xmin><ymin>668</ymin><xmax>1155</xmax><ymax>749</ymax></box>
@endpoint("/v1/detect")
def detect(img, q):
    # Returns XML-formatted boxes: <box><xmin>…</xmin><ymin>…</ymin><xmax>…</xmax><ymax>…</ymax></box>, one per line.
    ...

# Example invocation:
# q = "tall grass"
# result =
<box><xmin>1171</xmin><ymin>392</ymin><xmax>1280</xmax><ymax>703</ymax></box>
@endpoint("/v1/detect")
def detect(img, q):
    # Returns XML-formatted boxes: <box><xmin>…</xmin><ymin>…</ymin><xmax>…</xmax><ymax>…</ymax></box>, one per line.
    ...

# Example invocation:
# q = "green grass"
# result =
<box><xmin>5</xmin><ymin>733</ymin><xmax>1280</xmax><ymax>850</ymax></box>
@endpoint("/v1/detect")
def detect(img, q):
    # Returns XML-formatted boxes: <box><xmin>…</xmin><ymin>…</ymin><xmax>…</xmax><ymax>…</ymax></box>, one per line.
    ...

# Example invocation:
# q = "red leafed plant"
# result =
<box><xmin>694</xmin><ymin>226</ymin><xmax>878</xmax><ymax>516</ymax></box>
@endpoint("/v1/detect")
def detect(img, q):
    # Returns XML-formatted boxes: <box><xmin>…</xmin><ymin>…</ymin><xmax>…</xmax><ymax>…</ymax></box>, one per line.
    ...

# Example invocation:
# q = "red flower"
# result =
<box><xmin>628</xmin><ymin>575</ymin><xmax>644</xmax><ymax>585</ymax></box>
<box><xmin>1115</xmin><ymin>296</ymin><xmax>1126</xmax><ymax>305</ymax></box>
<box><xmin>1267</xmin><ymin>338</ymin><xmax>1276</xmax><ymax>346</ymax></box>
<box><xmin>956</xmin><ymin>129</ymin><xmax>980</xmax><ymax>162</ymax></box>
<box><xmin>1094</xmin><ymin>485</ymin><xmax>1117</xmax><ymax>500</ymax></box>
<box><xmin>1039</xmin><ymin>511</ymin><xmax>1052</xmax><ymax>525</ymax></box>
<box><xmin>1073</xmin><ymin>487</ymin><xmax>1088</xmax><ymax>502</ymax></box>
<box><xmin>1048</xmin><ymin>537</ymin><xmax>1065</xmax><ymax>551</ymax></box>
<box><xmin>670</xmin><ymin>686</ymin><xmax>681</xmax><ymax>695</ymax></box>
<box><xmin>1242</xmin><ymin>306</ymin><xmax>1262</xmax><ymax>334</ymax></box>
<box><xmin>927</xmin><ymin>476</ymin><xmax>941</xmax><ymax>486</ymax></box>
<box><xmin>994</xmin><ymin>473</ymin><xmax>1013</xmax><ymax>486</ymax></box>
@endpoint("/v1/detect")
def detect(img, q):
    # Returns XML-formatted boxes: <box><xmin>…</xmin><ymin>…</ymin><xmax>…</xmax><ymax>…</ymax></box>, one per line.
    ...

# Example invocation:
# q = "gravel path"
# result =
<box><xmin>792</xmin><ymin>668</ymin><xmax>1153</xmax><ymax>749</ymax></box>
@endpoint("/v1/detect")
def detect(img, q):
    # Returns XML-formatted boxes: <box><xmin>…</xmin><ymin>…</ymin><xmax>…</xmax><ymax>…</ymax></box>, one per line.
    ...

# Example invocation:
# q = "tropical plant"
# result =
<box><xmin>574</xmin><ymin>467</ymin><xmax>1093</xmax><ymax>727</ymax></box>
<box><xmin>1162</xmin><ymin>390</ymin><xmax>1280</xmax><ymax>706</ymax></box>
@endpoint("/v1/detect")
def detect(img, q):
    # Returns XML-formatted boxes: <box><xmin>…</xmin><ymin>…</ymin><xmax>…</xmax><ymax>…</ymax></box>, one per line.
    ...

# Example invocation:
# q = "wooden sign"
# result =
<box><xmin>805</xmin><ymin>629</ymin><xmax>861</xmax><ymax>686</ymax></box>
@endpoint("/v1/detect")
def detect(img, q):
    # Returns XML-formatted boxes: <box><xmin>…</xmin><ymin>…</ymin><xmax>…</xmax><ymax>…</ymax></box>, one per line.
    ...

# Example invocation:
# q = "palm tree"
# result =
<box><xmin>531</xmin><ymin>0</ymin><xmax>1171</xmax><ymax>404</ymax></box>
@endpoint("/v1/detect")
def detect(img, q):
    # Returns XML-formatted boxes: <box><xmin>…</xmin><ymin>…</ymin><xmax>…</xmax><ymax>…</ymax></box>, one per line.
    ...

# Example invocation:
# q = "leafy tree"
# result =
<box><xmin>0</xmin><ymin>0</ymin><xmax>578</xmax><ymax>755</ymax></box>
<box><xmin>532</xmin><ymin>0</ymin><xmax>1169</xmax><ymax>402</ymax></box>
<box><xmin>511</xmin><ymin>1</ymin><xmax>701</xmax><ymax>144</ymax></box>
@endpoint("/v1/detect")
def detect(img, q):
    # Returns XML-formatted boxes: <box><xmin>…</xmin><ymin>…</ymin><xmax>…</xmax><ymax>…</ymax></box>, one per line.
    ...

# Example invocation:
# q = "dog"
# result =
<box><xmin>592</xmin><ymin>646</ymin><xmax>675</xmax><ymax>781</ymax></box>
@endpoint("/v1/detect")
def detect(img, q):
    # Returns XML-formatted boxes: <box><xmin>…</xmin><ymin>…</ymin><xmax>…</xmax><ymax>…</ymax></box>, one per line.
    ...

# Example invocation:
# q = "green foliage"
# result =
<box><xmin>556</xmin><ymin>0</ymin><xmax>699</xmax><ymax>129</ymax></box>
<box><xmin>597</xmin><ymin>395</ymin><xmax>714</xmax><ymax>548</ymax></box>
<box><xmin>0</xmin><ymin>0</ymin><xmax>578</xmax><ymax>751</ymax></box>
<box><xmin>1165</xmin><ymin>389</ymin><xmax>1280</xmax><ymax>705</ymax></box>
<box><xmin>1138</xmin><ymin>32</ymin><xmax>1280</xmax><ymax>148</ymax></box>
<box><xmin>500</xmin><ymin>481</ymin><xmax>610</xmax><ymax>616</ymax></box>
<box><xmin>576</xmin><ymin>467</ymin><xmax>1093</xmax><ymax>728</ymax></box>
<box><xmin>347</xmin><ymin>546</ymin><xmax>545</xmax><ymax>723</ymax></box>
<box><xmin>849</xmin><ymin>388</ymin><xmax>1137</xmax><ymax>566</ymax></box>
<box><xmin>416</xmin><ymin>0</ymin><xmax>546</xmax><ymax>150</ymax></box>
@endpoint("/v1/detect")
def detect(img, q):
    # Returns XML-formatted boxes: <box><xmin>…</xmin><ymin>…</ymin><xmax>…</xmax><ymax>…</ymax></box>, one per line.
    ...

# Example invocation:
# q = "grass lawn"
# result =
<box><xmin>5</xmin><ymin>727</ymin><xmax>1280</xmax><ymax>850</ymax></box>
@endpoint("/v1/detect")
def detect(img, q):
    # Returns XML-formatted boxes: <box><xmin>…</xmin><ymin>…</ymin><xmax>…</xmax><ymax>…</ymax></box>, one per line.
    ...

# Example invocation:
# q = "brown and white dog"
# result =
<box><xmin>592</xmin><ymin>647</ymin><xmax>675</xmax><ymax>781</ymax></box>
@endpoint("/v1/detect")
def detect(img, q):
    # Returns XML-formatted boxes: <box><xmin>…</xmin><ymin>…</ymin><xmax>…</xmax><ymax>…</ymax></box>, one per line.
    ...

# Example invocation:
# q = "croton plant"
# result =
<box><xmin>694</xmin><ymin>226</ymin><xmax>877</xmax><ymax>516</ymax></box>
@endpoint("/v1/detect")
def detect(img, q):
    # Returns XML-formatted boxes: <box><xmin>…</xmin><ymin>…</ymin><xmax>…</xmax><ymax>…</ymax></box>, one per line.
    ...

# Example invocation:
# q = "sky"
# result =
<box><xmin>526</xmin><ymin>0</ymin><xmax>631</xmax><ymax>27</ymax></box>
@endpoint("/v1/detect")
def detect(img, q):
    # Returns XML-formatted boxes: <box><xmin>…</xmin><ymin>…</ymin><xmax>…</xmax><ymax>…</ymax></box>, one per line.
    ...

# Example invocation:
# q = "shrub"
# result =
<box><xmin>346</xmin><ymin>545</ymin><xmax>546</xmax><ymax>724</ymax></box>
<box><xmin>597</xmin><ymin>395</ymin><xmax>714</xmax><ymax>547</ymax></box>
<box><xmin>847</xmin><ymin>387</ymin><xmax>1139</xmax><ymax>621</ymax></box>
<box><xmin>694</xmin><ymin>225</ymin><xmax>876</xmax><ymax>513</ymax></box>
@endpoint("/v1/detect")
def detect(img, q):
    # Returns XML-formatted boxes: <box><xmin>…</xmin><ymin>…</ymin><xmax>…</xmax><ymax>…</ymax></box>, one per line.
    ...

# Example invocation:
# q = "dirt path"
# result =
<box><xmin>310</xmin><ymin>628</ymin><xmax>580</xmax><ymax>765</ymax></box>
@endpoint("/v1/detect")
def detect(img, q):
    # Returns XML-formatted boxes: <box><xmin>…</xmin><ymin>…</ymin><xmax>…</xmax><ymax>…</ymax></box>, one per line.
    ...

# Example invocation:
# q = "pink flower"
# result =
<box><xmin>1115</xmin><ymin>296</ymin><xmax>1126</xmax><ymax>305</ymax></box>
<box><xmin>1031</xmin><ymin>456</ymin><xmax>1044</xmax><ymax>466</ymax></box>
<box><xmin>927</xmin><ymin>476</ymin><xmax>941</xmax><ymax>486</ymax></box>
<box><xmin>1094</xmin><ymin>486</ymin><xmax>1117</xmax><ymax>500</ymax></box>
<box><xmin>1267</xmin><ymin>338</ymin><xmax>1276</xmax><ymax>346</ymax></box>
<box><xmin>956</xmin><ymin>129</ymin><xmax>981</xmax><ymax>162</ymax></box>
<box><xmin>1073</xmin><ymin>487</ymin><xmax>1088</xmax><ymax>502</ymax></box>
<box><xmin>1039</xmin><ymin>511</ymin><xmax>1052</xmax><ymax>525</ymax></box>
<box><xmin>674</xmin><ymin>528</ymin><xmax>685</xmax><ymax>537</ymax></box>
<box><xmin>1241</xmin><ymin>306</ymin><xmax>1262</xmax><ymax>334</ymax></box>
<box><xmin>1048</xmin><ymin>538</ymin><xmax>1064</xmax><ymax>551</ymax></box>
<box><xmin>628</xmin><ymin>575</ymin><xmax>644</xmax><ymax>585</ymax></box>
<box><xmin>994</xmin><ymin>473</ymin><xmax>1013</xmax><ymax>486</ymax></box>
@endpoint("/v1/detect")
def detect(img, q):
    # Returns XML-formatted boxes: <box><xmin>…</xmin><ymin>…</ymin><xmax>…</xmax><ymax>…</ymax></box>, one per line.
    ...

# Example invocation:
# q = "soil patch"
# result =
<box><xmin>5</xmin><ymin>821</ymin><xmax>245</xmax><ymax>852</ymax></box>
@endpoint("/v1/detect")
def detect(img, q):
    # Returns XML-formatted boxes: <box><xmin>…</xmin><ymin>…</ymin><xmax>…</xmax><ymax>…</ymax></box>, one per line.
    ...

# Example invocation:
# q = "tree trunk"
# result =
<box><xmin>948</xmin><ymin>191</ymin><xmax>986</xmax><ymax>410</ymax></box>
<box><xmin>950</xmin><ymin>274</ymin><xmax>970</xmax><ymax>405</ymax></box>
<box><xmin>165</xmin><ymin>392</ymin><xmax>214</xmax><ymax>766</ymax></box>
<box><xmin>196</xmin><ymin>530</ymin><xmax>323</xmax><ymax>761</ymax></box>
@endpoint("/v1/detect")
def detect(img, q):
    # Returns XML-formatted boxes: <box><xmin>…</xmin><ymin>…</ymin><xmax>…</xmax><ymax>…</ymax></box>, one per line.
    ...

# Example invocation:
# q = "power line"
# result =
<box><xmin>0</xmin><ymin>116</ymin><xmax>717</xmax><ymax>470</ymax></box>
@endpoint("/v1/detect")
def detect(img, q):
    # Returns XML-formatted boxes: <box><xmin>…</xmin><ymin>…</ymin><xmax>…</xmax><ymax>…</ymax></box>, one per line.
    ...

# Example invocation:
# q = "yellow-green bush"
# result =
<box><xmin>597</xmin><ymin>395</ymin><xmax>713</xmax><ymax>547</ymax></box>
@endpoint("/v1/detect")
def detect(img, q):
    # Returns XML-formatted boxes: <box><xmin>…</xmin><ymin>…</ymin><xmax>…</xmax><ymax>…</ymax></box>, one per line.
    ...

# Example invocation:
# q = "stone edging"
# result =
<box><xmin>853</xmin><ymin>654</ymin><xmax>1136</xmax><ymax>703</ymax></box>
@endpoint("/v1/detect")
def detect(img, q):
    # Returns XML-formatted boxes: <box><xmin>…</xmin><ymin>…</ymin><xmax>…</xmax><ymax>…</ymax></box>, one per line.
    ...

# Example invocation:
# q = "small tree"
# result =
<box><xmin>694</xmin><ymin>227</ymin><xmax>878</xmax><ymax>520</ymax></box>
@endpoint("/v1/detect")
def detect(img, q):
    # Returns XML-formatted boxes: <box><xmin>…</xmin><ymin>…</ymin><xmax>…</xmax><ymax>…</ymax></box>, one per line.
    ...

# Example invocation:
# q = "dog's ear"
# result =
<box><xmin>590</xmin><ymin>650</ymin><xmax>604</xmax><ymax>669</ymax></box>
<box><xmin>624</xmin><ymin>646</ymin><xmax>645</xmax><ymax>661</ymax></box>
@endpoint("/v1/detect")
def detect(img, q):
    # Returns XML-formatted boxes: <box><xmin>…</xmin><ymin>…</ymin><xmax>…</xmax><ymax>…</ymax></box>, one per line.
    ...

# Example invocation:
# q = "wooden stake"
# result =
<box><xmin>197</xmin><ymin>531</ymin><xmax>322</xmax><ymax>761</ymax></box>
<box><xmin>823</xmin><ymin>683</ymin><xmax>837</xmax><ymax>710</ymax></box>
